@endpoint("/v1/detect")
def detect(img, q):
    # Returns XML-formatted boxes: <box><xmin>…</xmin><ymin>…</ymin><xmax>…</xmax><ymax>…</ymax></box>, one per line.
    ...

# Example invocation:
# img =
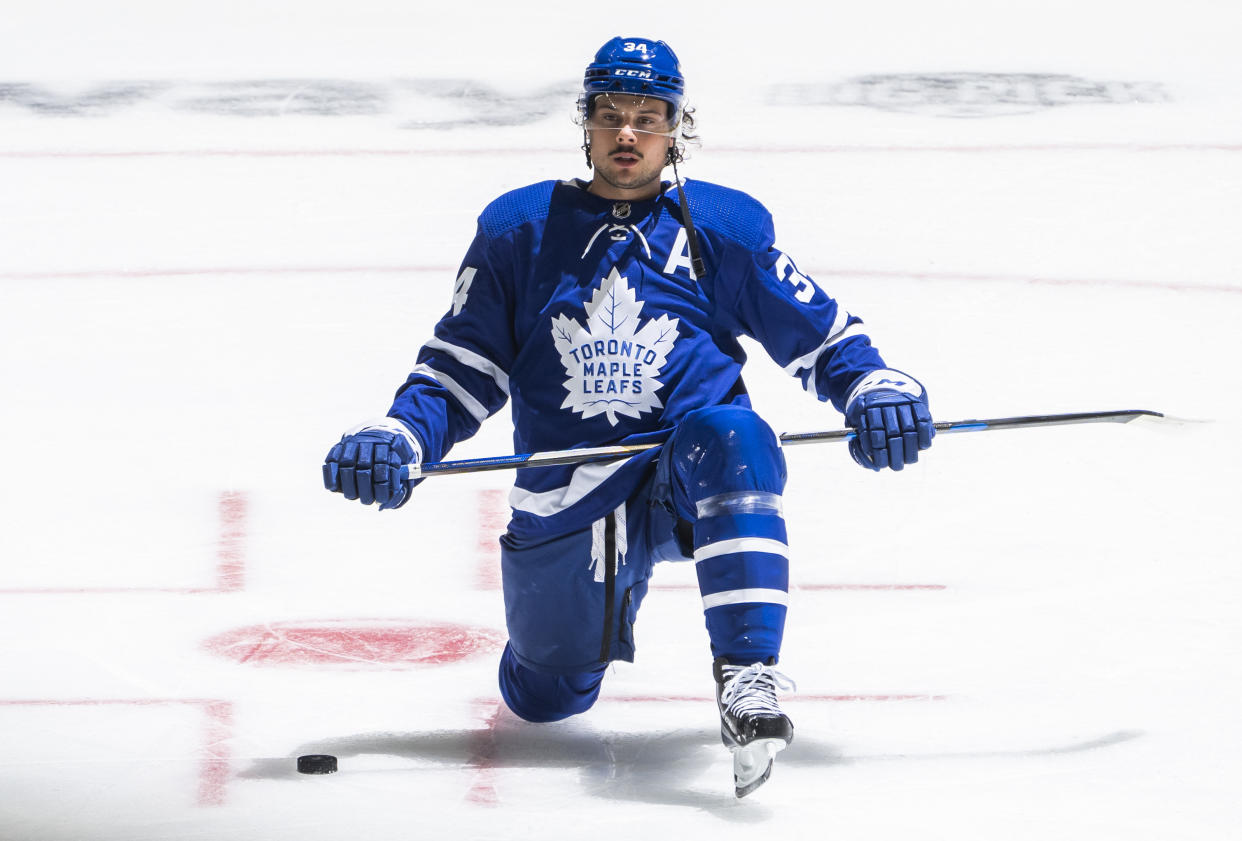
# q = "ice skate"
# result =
<box><xmin>713</xmin><ymin>657</ymin><xmax>795</xmax><ymax>797</ymax></box>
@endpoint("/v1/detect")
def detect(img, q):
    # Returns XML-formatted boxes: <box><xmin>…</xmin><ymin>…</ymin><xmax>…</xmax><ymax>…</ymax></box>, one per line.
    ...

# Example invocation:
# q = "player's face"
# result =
<box><xmin>585</xmin><ymin>93</ymin><xmax>676</xmax><ymax>200</ymax></box>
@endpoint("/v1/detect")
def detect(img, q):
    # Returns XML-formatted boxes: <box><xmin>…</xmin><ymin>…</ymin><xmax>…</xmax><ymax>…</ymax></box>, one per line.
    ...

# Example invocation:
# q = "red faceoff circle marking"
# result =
<box><xmin>203</xmin><ymin>620</ymin><xmax>506</xmax><ymax>668</ymax></box>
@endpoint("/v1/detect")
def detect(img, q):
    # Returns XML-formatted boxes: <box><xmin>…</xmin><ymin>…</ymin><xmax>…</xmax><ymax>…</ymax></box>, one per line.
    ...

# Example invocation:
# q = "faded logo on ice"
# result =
<box><xmin>770</xmin><ymin>73</ymin><xmax>1170</xmax><ymax>118</ymax></box>
<box><xmin>552</xmin><ymin>267</ymin><xmax>678</xmax><ymax>426</ymax></box>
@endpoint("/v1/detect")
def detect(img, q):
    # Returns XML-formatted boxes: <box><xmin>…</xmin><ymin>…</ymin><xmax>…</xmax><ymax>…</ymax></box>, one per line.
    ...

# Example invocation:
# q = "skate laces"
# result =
<box><xmin>719</xmin><ymin>662</ymin><xmax>796</xmax><ymax>718</ymax></box>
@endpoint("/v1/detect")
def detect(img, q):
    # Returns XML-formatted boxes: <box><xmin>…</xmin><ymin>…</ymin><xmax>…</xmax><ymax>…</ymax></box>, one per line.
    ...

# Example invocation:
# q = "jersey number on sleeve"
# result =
<box><xmin>774</xmin><ymin>253</ymin><xmax>818</xmax><ymax>304</ymax></box>
<box><xmin>452</xmin><ymin>267</ymin><xmax>477</xmax><ymax>315</ymax></box>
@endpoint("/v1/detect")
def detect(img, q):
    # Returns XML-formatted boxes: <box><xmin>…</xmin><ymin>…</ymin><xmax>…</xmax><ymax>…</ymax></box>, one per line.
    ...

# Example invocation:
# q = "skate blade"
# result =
<box><xmin>732</xmin><ymin>738</ymin><xmax>787</xmax><ymax>798</ymax></box>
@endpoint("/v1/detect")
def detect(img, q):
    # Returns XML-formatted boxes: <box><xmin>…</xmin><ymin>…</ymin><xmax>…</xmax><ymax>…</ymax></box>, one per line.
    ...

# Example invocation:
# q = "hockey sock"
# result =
<box><xmin>693</xmin><ymin>491</ymin><xmax>789</xmax><ymax>664</ymax></box>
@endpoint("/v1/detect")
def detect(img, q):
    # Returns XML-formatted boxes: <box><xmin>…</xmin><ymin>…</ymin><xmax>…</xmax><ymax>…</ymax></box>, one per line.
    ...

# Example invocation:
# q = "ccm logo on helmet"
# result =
<box><xmin>613</xmin><ymin>69</ymin><xmax>652</xmax><ymax>78</ymax></box>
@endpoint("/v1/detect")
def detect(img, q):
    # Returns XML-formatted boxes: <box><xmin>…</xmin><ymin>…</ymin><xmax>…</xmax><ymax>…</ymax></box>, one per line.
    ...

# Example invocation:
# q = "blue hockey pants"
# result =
<box><xmin>498</xmin><ymin>404</ymin><xmax>790</xmax><ymax>722</ymax></box>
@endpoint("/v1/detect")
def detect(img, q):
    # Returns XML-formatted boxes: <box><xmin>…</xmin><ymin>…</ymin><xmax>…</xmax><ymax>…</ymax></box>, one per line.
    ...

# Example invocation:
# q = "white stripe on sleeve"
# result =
<box><xmin>411</xmin><ymin>363</ymin><xmax>490</xmax><ymax>424</ymax></box>
<box><xmin>782</xmin><ymin>313</ymin><xmax>869</xmax><ymax>394</ymax></box>
<box><xmin>423</xmin><ymin>337</ymin><xmax>511</xmax><ymax>395</ymax></box>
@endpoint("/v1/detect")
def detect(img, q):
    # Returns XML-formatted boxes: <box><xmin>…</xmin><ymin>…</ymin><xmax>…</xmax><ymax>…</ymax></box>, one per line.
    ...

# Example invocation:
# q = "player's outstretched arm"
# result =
<box><xmin>844</xmin><ymin>369</ymin><xmax>935</xmax><ymax>472</ymax></box>
<box><xmin>322</xmin><ymin>418</ymin><xmax>423</xmax><ymax>509</ymax></box>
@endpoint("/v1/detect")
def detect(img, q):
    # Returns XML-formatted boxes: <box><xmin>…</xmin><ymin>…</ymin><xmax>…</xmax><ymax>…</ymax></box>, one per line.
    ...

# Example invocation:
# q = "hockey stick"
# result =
<box><xmin>402</xmin><ymin>409</ymin><xmax>1171</xmax><ymax>479</ymax></box>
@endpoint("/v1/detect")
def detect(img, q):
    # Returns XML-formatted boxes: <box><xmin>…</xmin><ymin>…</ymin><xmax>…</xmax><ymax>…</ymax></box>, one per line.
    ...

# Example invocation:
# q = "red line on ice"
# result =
<box><xmin>0</xmin><ymin>586</ymin><xmax>227</xmax><ymax>594</ymax></box>
<box><xmin>0</xmin><ymin>698</ymin><xmax>234</xmax><ymax>806</ymax></box>
<box><xmin>2</xmin><ymin>142</ymin><xmax>1239</xmax><ymax>159</ymax></box>
<box><xmin>197</xmin><ymin>700</ymin><xmax>234</xmax><ymax>806</ymax></box>
<box><xmin>4</xmin><ymin>263</ymin><xmax>1235</xmax><ymax>295</ymax></box>
<box><xmin>816</xmin><ymin>267</ymin><xmax>1242</xmax><ymax>295</ymax></box>
<box><xmin>651</xmin><ymin>583</ymin><xmax>947</xmax><ymax>591</ymax></box>
<box><xmin>475</xmin><ymin>489</ymin><xmax>506</xmax><ymax>591</ymax></box>
<box><xmin>603</xmin><ymin>693</ymin><xmax>947</xmax><ymax>703</ymax></box>
<box><xmin>217</xmin><ymin>491</ymin><xmax>247</xmax><ymax>592</ymax></box>
<box><xmin>0</xmin><ymin>264</ymin><xmax>454</xmax><ymax>281</ymax></box>
<box><xmin>464</xmin><ymin>698</ymin><xmax>503</xmax><ymax>806</ymax></box>
<box><xmin>0</xmin><ymin>491</ymin><xmax>249</xmax><ymax>594</ymax></box>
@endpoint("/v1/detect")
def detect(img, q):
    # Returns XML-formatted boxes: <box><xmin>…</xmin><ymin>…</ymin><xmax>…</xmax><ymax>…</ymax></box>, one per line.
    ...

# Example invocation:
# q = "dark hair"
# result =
<box><xmin>666</xmin><ymin>105</ymin><xmax>699</xmax><ymax>166</ymax></box>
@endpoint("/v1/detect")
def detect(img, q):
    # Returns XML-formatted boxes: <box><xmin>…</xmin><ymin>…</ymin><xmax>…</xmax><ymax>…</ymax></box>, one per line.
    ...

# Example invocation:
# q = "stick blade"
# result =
<box><xmin>1124</xmin><ymin>410</ymin><xmax>1211</xmax><ymax>433</ymax></box>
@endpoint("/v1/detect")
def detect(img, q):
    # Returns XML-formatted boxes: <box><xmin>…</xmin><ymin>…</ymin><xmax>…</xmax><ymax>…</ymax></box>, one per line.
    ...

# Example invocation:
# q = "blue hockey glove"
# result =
<box><xmin>844</xmin><ymin>370</ymin><xmax>935</xmax><ymax>472</ymax></box>
<box><xmin>322</xmin><ymin>420</ymin><xmax>421</xmax><ymax>510</ymax></box>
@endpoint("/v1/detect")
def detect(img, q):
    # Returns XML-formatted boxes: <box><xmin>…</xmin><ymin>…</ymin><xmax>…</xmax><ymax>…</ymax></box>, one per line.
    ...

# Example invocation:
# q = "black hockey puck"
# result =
<box><xmin>297</xmin><ymin>754</ymin><xmax>338</xmax><ymax>774</ymax></box>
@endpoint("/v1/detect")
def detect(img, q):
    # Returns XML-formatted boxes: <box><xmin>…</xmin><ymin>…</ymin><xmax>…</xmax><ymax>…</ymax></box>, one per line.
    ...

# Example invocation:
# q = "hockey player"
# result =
<box><xmin>323</xmin><ymin>36</ymin><xmax>934</xmax><ymax>797</ymax></box>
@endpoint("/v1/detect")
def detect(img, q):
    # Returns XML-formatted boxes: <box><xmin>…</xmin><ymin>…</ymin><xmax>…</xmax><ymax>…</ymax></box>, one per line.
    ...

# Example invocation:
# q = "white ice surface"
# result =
<box><xmin>2</xmin><ymin>1</ymin><xmax>1241</xmax><ymax>839</ymax></box>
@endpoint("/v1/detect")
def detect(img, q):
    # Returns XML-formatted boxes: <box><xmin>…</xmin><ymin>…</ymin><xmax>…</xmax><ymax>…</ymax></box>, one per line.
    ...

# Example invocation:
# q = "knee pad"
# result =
<box><xmin>671</xmin><ymin>405</ymin><xmax>787</xmax><ymax>504</ymax></box>
<box><xmin>497</xmin><ymin>643</ymin><xmax>606</xmax><ymax>723</ymax></box>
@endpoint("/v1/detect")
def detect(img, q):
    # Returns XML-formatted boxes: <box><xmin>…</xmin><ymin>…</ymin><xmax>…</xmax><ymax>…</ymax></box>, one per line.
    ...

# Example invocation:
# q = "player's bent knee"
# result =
<box><xmin>674</xmin><ymin>405</ymin><xmax>786</xmax><ymax>497</ymax></box>
<box><xmin>680</xmin><ymin>405</ymin><xmax>780</xmax><ymax>461</ymax></box>
<box><xmin>497</xmin><ymin>644</ymin><xmax>606</xmax><ymax>723</ymax></box>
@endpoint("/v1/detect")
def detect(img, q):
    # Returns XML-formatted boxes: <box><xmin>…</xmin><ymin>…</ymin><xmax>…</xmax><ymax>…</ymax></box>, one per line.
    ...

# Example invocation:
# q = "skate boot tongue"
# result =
<box><xmin>713</xmin><ymin>658</ymin><xmax>795</xmax><ymax>797</ymax></box>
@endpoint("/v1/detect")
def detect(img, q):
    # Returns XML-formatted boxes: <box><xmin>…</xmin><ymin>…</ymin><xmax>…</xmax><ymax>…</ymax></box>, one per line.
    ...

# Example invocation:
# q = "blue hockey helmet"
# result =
<box><xmin>580</xmin><ymin>37</ymin><xmax>686</xmax><ymax>119</ymax></box>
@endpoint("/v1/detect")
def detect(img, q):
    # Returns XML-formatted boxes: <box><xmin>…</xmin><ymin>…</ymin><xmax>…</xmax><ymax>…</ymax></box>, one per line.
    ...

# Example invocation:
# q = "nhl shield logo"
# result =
<box><xmin>611</xmin><ymin>201</ymin><xmax>631</xmax><ymax>220</ymax></box>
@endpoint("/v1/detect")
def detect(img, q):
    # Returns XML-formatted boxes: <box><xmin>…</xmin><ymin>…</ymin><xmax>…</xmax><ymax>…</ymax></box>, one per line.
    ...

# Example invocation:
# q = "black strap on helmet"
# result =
<box><xmin>671</xmin><ymin>158</ymin><xmax>707</xmax><ymax>280</ymax></box>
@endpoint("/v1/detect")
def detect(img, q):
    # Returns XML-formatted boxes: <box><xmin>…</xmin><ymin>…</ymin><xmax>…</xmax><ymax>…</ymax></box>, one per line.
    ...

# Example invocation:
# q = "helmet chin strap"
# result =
<box><xmin>580</xmin><ymin>115</ymin><xmax>703</xmax><ymax>279</ymax></box>
<box><xmin>670</xmin><ymin>156</ymin><xmax>707</xmax><ymax>280</ymax></box>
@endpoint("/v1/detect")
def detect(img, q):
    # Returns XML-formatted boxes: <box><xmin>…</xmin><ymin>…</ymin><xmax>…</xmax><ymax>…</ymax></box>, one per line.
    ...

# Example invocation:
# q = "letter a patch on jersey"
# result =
<box><xmin>550</xmin><ymin>267</ymin><xmax>679</xmax><ymax>426</ymax></box>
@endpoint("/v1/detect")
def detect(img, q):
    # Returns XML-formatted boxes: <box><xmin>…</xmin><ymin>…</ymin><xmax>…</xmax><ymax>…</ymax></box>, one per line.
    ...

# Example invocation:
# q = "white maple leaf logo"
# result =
<box><xmin>551</xmin><ymin>267</ymin><xmax>680</xmax><ymax>426</ymax></box>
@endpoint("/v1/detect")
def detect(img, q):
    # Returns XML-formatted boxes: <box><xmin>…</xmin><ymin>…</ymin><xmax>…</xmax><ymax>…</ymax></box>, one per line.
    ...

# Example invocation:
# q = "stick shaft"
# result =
<box><xmin>405</xmin><ymin>409</ymin><xmax>1165</xmax><ymax>478</ymax></box>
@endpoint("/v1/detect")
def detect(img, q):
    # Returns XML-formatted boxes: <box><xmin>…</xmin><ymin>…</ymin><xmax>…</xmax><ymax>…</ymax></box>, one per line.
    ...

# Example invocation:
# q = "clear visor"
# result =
<box><xmin>582</xmin><ymin>94</ymin><xmax>680</xmax><ymax>137</ymax></box>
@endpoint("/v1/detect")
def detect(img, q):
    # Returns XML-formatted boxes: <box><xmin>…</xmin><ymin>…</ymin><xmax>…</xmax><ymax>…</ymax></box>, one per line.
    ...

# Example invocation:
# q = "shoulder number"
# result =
<box><xmin>452</xmin><ymin>267</ymin><xmax>477</xmax><ymax>315</ymax></box>
<box><xmin>774</xmin><ymin>253</ymin><xmax>819</xmax><ymax>304</ymax></box>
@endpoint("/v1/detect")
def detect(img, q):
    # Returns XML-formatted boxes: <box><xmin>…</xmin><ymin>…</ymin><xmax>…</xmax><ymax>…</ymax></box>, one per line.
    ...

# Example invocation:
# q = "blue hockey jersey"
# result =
<box><xmin>387</xmin><ymin>178</ymin><xmax>887</xmax><ymax>538</ymax></box>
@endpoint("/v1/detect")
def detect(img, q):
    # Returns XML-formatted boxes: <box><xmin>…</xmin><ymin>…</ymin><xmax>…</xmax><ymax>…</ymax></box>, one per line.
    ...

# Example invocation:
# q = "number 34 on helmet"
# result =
<box><xmin>579</xmin><ymin>36</ymin><xmax>687</xmax><ymax>124</ymax></box>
